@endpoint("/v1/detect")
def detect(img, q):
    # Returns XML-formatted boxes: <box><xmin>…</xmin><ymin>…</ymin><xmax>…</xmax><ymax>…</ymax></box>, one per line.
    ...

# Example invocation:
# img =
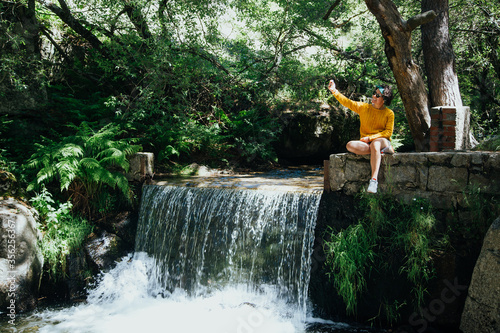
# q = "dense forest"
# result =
<box><xmin>0</xmin><ymin>0</ymin><xmax>499</xmax><ymax>314</ymax></box>
<box><xmin>2</xmin><ymin>0</ymin><xmax>499</xmax><ymax>171</ymax></box>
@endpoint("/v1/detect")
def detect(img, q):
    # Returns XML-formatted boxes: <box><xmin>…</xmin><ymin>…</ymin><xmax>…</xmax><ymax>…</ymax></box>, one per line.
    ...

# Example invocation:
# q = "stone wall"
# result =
<box><xmin>276</xmin><ymin>104</ymin><xmax>359</xmax><ymax>164</ymax></box>
<box><xmin>327</xmin><ymin>151</ymin><xmax>500</xmax><ymax>209</ymax></box>
<box><xmin>318</xmin><ymin>151</ymin><xmax>500</xmax><ymax>330</ymax></box>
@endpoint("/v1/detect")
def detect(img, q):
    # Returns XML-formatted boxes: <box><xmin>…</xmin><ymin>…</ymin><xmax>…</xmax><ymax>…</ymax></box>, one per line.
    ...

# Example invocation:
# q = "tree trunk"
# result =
<box><xmin>364</xmin><ymin>0</ymin><xmax>435</xmax><ymax>151</ymax></box>
<box><xmin>40</xmin><ymin>0</ymin><xmax>108</xmax><ymax>58</ymax></box>
<box><xmin>123</xmin><ymin>0</ymin><xmax>152</xmax><ymax>40</ymax></box>
<box><xmin>422</xmin><ymin>0</ymin><xmax>479</xmax><ymax>148</ymax></box>
<box><xmin>422</xmin><ymin>0</ymin><xmax>462</xmax><ymax>107</ymax></box>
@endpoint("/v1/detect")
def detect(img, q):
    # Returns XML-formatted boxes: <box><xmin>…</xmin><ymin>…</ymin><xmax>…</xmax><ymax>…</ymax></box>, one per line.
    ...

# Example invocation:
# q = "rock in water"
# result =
<box><xmin>85</xmin><ymin>230</ymin><xmax>128</xmax><ymax>271</ymax></box>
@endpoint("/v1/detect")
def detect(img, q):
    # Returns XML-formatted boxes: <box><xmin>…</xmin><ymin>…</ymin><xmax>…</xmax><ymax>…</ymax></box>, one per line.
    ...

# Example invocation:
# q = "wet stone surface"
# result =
<box><xmin>153</xmin><ymin>167</ymin><xmax>325</xmax><ymax>192</ymax></box>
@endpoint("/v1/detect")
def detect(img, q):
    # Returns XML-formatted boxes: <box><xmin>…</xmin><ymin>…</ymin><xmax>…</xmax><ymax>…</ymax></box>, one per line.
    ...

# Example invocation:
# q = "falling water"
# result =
<box><xmin>4</xmin><ymin>180</ymin><xmax>374</xmax><ymax>332</ymax></box>
<box><xmin>135</xmin><ymin>185</ymin><xmax>322</xmax><ymax>320</ymax></box>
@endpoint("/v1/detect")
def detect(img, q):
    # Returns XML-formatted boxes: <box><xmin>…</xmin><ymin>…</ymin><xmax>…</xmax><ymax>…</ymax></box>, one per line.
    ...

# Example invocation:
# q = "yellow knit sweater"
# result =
<box><xmin>332</xmin><ymin>90</ymin><xmax>394</xmax><ymax>141</ymax></box>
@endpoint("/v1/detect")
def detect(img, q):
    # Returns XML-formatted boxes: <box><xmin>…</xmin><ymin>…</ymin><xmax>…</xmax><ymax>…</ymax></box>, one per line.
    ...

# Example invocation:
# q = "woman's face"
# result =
<box><xmin>372</xmin><ymin>89</ymin><xmax>385</xmax><ymax>109</ymax></box>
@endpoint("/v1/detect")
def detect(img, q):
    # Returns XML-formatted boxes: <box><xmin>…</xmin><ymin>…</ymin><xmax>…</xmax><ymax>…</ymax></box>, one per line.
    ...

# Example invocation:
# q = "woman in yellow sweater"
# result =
<box><xmin>328</xmin><ymin>79</ymin><xmax>395</xmax><ymax>193</ymax></box>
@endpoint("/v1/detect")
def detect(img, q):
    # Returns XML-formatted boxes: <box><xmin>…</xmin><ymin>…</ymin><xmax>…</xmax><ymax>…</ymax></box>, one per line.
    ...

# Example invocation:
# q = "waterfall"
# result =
<box><xmin>135</xmin><ymin>185</ymin><xmax>322</xmax><ymax>317</ymax></box>
<box><xmin>18</xmin><ymin>182</ymin><xmax>331</xmax><ymax>333</ymax></box>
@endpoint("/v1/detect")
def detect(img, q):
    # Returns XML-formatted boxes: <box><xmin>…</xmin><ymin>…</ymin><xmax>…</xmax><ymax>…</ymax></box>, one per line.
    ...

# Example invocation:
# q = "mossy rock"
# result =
<box><xmin>0</xmin><ymin>171</ymin><xmax>19</xmax><ymax>197</ymax></box>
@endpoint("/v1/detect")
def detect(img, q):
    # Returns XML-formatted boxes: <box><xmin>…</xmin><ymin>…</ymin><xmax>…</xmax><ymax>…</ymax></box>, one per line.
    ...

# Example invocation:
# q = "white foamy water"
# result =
<box><xmin>13</xmin><ymin>253</ymin><xmax>307</xmax><ymax>333</ymax></box>
<box><xmin>2</xmin><ymin>182</ymin><xmax>367</xmax><ymax>333</ymax></box>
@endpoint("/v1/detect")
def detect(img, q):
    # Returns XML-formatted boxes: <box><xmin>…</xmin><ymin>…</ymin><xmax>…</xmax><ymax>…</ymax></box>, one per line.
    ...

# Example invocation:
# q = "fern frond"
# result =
<box><xmin>28</xmin><ymin>121</ymin><xmax>140</xmax><ymax>217</ymax></box>
<box><xmin>114</xmin><ymin>173</ymin><xmax>131</xmax><ymax>200</ymax></box>
<box><xmin>98</xmin><ymin>147</ymin><xmax>126</xmax><ymax>163</ymax></box>
<box><xmin>87</xmin><ymin>166</ymin><xmax>117</xmax><ymax>189</ymax></box>
<box><xmin>27</xmin><ymin>141</ymin><xmax>58</xmax><ymax>169</ymax></box>
<box><xmin>71</xmin><ymin>121</ymin><xmax>95</xmax><ymax>137</ymax></box>
<box><xmin>123</xmin><ymin>144</ymin><xmax>142</xmax><ymax>157</ymax></box>
<box><xmin>55</xmin><ymin>159</ymin><xmax>80</xmax><ymax>191</ymax></box>
<box><xmin>80</xmin><ymin>158</ymin><xmax>101</xmax><ymax>171</ymax></box>
<box><xmin>85</xmin><ymin>124</ymin><xmax>122</xmax><ymax>152</ymax></box>
<box><xmin>58</xmin><ymin>143</ymin><xmax>84</xmax><ymax>159</ymax></box>
<box><xmin>36</xmin><ymin>164</ymin><xmax>58</xmax><ymax>185</ymax></box>
<box><xmin>27</xmin><ymin>157</ymin><xmax>45</xmax><ymax>170</ymax></box>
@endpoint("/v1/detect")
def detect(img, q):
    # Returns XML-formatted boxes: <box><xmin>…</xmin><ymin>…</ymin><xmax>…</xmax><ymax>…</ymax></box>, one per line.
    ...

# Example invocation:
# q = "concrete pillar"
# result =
<box><xmin>126</xmin><ymin>152</ymin><xmax>154</xmax><ymax>182</ymax></box>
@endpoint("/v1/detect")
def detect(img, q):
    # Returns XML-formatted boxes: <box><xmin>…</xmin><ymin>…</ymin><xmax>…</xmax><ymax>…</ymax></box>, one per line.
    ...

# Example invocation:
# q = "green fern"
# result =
<box><xmin>27</xmin><ymin>122</ymin><xmax>141</xmax><ymax>218</ymax></box>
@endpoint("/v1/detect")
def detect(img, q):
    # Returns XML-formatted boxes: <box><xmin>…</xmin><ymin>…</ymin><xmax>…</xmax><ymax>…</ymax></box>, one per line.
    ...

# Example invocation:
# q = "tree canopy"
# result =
<box><xmin>1</xmin><ymin>0</ymin><xmax>499</xmax><ymax>169</ymax></box>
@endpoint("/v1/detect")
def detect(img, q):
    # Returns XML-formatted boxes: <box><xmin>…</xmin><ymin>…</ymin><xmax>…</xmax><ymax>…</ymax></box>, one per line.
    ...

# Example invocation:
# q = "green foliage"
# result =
<box><xmin>324</xmin><ymin>223</ymin><xmax>375</xmax><ymax>314</ymax></box>
<box><xmin>473</xmin><ymin>135</ymin><xmax>500</xmax><ymax>151</ymax></box>
<box><xmin>228</xmin><ymin>108</ymin><xmax>281</xmax><ymax>163</ymax></box>
<box><xmin>148</xmin><ymin>114</ymin><xmax>230</xmax><ymax>163</ymax></box>
<box><xmin>456</xmin><ymin>183</ymin><xmax>500</xmax><ymax>241</ymax></box>
<box><xmin>2</xmin><ymin>5</ymin><xmax>499</xmax><ymax>174</ymax></box>
<box><xmin>30</xmin><ymin>187</ymin><xmax>93</xmax><ymax>280</ymax></box>
<box><xmin>27</xmin><ymin>122</ymin><xmax>142</xmax><ymax>218</ymax></box>
<box><xmin>47</xmin><ymin>85</ymin><xmax>115</xmax><ymax>125</ymax></box>
<box><xmin>0</xmin><ymin>116</ymin><xmax>24</xmax><ymax>190</ymax></box>
<box><xmin>324</xmin><ymin>184</ymin><xmax>499</xmax><ymax>324</ymax></box>
<box><xmin>0</xmin><ymin>115</ymin><xmax>13</xmax><ymax>172</ymax></box>
<box><xmin>1</xmin><ymin>0</ymin><xmax>499</xmax><ymax>218</ymax></box>
<box><xmin>323</xmin><ymin>193</ymin><xmax>437</xmax><ymax>323</ymax></box>
<box><xmin>451</xmin><ymin>0</ymin><xmax>500</xmax><ymax>139</ymax></box>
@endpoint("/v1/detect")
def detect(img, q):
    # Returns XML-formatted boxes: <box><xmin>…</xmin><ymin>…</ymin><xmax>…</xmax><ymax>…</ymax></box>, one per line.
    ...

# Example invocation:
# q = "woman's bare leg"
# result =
<box><xmin>346</xmin><ymin>140</ymin><xmax>371</xmax><ymax>155</ymax></box>
<box><xmin>369</xmin><ymin>138</ymin><xmax>391</xmax><ymax>180</ymax></box>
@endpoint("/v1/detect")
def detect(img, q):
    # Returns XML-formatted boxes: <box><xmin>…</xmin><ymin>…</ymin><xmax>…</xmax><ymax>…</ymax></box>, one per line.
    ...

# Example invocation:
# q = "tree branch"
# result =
<box><xmin>186</xmin><ymin>47</ymin><xmax>232</xmax><ymax>76</ymax></box>
<box><xmin>301</xmin><ymin>27</ymin><xmax>365</xmax><ymax>62</ymax></box>
<box><xmin>56</xmin><ymin>0</ymin><xmax>70</xmax><ymax>13</ymax></box>
<box><xmin>451</xmin><ymin>28</ymin><xmax>498</xmax><ymax>35</ymax></box>
<box><xmin>158</xmin><ymin>0</ymin><xmax>169</xmax><ymax>34</ymax></box>
<box><xmin>323</xmin><ymin>0</ymin><xmax>342</xmax><ymax>20</ymax></box>
<box><xmin>332</xmin><ymin>10</ymin><xmax>369</xmax><ymax>29</ymax></box>
<box><xmin>406</xmin><ymin>10</ymin><xmax>437</xmax><ymax>31</ymax></box>
<box><xmin>39</xmin><ymin>0</ymin><xmax>109</xmax><ymax>58</ymax></box>
<box><xmin>123</xmin><ymin>0</ymin><xmax>152</xmax><ymax>40</ymax></box>
<box><xmin>28</xmin><ymin>0</ymin><xmax>36</xmax><ymax>18</ymax></box>
<box><xmin>39</xmin><ymin>25</ymin><xmax>71</xmax><ymax>63</ymax></box>
<box><xmin>110</xmin><ymin>8</ymin><xmax>129</xmax><ymax>35</ymax></box>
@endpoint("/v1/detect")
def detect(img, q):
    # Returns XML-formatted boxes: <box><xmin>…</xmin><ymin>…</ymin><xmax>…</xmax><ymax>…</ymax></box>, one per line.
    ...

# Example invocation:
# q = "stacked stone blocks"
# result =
<box><xmin>328</xmin><ymin>152</ymin><xmax>499</xmax><ymax>209</ymax></box>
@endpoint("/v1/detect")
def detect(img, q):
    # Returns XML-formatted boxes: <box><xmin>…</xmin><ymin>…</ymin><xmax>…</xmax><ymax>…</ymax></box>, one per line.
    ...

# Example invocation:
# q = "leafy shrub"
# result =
<box><xmin>47</xmin><ymin>85</ymin><xmax>115</xmax><ymax>125</ymax></box>
<box><xmin>0</xmin><ymin>115</ymin><xmax>14</xmax><ymax>172</ymax></box>
<box><xmin>150</xmin><ymin>114</ymin><xmax>231</xmax><ymax>163</ymax></box>
<box><xmin>473</xmin><ymin>135</ymin><xmax>500</xmax><ymax>151</ymax></box>
<box><xmin>31</xmin><ymin>187</ymin><xmax>93</xmax><ymax>280</ymax></box>
<box><xmin>454</xmin><ymin>184</ymin><xmax>500</xmax><ymax>242</ymax></box>
<box><xmin>27</xmin><ymin>122</ymin><xmax>141</xmax><ymax>218</ymax></box>
<box><xmin>228</xmin><ymin>108</ymin><xmax>281</xmax><ymax>163</ymax></box>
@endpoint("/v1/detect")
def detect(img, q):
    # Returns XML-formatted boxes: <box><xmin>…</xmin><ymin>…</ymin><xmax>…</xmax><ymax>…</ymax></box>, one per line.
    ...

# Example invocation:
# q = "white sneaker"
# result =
<box><xmin>367</xmin><ymin>179</ymin><xmax>378</xmax><ymax>193</ymax></box>
<box><xmin>381</xmin><ymin>146</ymin><xmax>394</xmax><ymax>155</ymax></box>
